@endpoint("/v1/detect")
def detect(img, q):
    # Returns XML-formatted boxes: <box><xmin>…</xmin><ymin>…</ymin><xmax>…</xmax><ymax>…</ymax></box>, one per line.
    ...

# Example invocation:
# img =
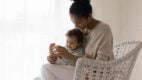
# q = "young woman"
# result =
<box><xmin>41</xmin><ymin>0</ymin><xmax>114</xmax><ymax>80</ymax></box>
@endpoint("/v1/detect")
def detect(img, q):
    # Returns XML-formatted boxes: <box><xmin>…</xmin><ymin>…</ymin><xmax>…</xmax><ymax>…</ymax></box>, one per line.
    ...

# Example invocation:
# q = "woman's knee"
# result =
<box><xmin>41</xmin><ymin>63</ymin><xmax>51</xmax><ymax>78</ymax></box>
<box><xmin>41</xmin><ymin>63</ymin><xmax>50</xmax><ymax>72</ymax></box>
<box><xmin>41</xmin><ymin>63</ymin><xmax>55</xmax><ymax>73</ymax></box>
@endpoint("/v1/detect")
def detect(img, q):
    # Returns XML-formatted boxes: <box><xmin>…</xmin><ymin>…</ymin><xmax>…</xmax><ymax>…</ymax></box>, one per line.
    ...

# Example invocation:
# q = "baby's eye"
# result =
<box><xmin>71</xmin><ymin>43</ymin><xmax>76</xmax><ymax>45</ymax></box>
<box><xmin>71</xmin><ymin>42</ymin><xmax>75</xmax><ymax>44</ymax></box>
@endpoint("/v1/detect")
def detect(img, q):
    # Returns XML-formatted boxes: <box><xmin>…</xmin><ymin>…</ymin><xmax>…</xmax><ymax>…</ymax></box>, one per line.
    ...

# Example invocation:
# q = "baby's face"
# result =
<box><xmin>66</xmin><ymin>36</ymin><xmax>80</xmax><ymax>50</ymax></box>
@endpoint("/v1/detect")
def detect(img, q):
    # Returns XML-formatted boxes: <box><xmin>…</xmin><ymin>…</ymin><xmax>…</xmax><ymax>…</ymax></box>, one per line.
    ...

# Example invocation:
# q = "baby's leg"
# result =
<box><xmin>49</xmin><ymin>43</ymin><xmax>55</xmax><ymax>54</ymax></box>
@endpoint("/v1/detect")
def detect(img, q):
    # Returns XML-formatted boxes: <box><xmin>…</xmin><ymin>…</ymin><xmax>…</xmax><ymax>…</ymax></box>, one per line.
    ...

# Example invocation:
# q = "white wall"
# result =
<box><xmin>120</xmin><ymin>0</ymin><xmax>142</xmax><ymax>80</ymax></box>
<box><xmin>92</xmin><ymin>0</ymin><xmax>142</xmax><ymax>80</ymax></box>
<box><xmin>120</xmin><ymin>0</ymin><xmax>142</xmax><ymax>41</ymax></box>
<box><xmin>92</xmin><ymin>0</ymin><xmax>121</xmax><ymax>44</ymax></box>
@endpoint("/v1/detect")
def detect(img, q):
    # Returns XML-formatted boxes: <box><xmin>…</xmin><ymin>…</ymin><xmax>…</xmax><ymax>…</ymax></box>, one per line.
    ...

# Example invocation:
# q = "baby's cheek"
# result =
<box><xmin>71</xmin><ymin>45</ymin><xmax>77</xmax><ymax>49</ymax></box>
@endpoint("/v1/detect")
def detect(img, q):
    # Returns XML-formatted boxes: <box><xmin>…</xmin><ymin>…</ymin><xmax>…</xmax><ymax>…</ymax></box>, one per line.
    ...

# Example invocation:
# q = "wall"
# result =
<box><xmin>92</xmin><ymin>0</ymin><xmax>121</xmax><ymax>44</ymax></box>
<box><xmin>120</xmin><ymin>0</ymin><xmax>142</xmax><ymax>80</ymax></box>
<box><xmin>120</xmin><ymin>0</ymin><xmax>142</xmax><ymax>41</ymax></box>
<box><xmin>92</xmin><ymin>0</ymin><xmax>142</xmax><ymax>80</ymax></box>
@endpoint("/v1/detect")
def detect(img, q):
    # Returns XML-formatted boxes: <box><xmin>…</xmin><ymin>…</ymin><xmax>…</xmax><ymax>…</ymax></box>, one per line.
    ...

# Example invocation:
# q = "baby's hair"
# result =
<box><xmin>66</xmin><ymin>28</ymin><xmax>84</xmax><ymax>45</ymax></box>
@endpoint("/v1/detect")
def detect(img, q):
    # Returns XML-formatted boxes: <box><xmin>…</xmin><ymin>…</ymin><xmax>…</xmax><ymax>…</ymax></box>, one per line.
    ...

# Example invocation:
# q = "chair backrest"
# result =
<box><xmin>73</xmin><ymin>41</ymin><xmax>142</xmax><ymax>80</ymax></box>
<box><xmin>113</xmin><ymin>41</ymin><xmax>142</xmax><ymax>80</ymax></box>
<box><xmin>113</xmin><ymin>41</ymin><xmax>141</xmax><ymax>59</ymax></box>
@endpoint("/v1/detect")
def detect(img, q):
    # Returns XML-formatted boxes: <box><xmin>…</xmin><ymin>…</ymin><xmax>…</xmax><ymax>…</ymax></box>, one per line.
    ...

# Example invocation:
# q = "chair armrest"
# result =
<box><xmin>74</xmin><ymin>58</ymin><xmax>114</xmax><ymax>80</ymax></box>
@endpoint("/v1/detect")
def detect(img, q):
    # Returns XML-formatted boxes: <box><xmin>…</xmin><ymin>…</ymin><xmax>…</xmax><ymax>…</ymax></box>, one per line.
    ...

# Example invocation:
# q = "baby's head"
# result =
<box><xmin>66</xmin><ymin>28</ymin><xmax>84</xmax><ymax>50</ymax></box>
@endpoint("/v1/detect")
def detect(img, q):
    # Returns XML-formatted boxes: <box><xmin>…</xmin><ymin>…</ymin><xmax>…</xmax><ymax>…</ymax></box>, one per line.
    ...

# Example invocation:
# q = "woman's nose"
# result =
<box><xmin>75</xmin><ymin>24</ymin><xmax>81</xmax><ymax>28</ymax></box>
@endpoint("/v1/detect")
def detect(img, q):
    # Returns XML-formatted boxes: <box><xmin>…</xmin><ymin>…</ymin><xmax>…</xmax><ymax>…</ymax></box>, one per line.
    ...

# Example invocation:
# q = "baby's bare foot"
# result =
<box><xmin>49</xmin><ymin>43</ymin><xmax>55</xmax><ymax>54</ymax></box>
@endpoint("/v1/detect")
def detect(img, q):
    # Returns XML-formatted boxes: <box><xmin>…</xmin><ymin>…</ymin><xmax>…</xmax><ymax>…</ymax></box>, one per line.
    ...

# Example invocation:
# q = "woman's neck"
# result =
<box><xmin>86</xmin><ymin>17</ymin><xmax>100</xmax><ymax>30</ymax></box>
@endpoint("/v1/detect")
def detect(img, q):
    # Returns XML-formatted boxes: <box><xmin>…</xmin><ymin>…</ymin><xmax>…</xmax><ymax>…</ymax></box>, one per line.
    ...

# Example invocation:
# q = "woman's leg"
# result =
<box><xmin>41</xmin><ymin>64</ymin><xmax>56</xmax><ymax>80</ymax></box>
<box><xmin>41</xmin><ymin>63</ymin><xmax>75</xmax><ymax>80</ymax></box>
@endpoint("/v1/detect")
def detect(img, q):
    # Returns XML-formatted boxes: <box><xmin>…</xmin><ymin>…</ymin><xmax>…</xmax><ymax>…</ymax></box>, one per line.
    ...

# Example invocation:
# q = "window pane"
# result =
<box><xmin>0</xmin><ymin>0</ymin><xmax>4</xmax><ymax>23</ymax></box>
<box><xmin>26</xmin><ymin>0</ymin><xmax>56</xmax><ymax>24</ymax></box>
<box><xmin>4</xmin><ymin>0</ymin><xmax>24</xmax><ymax>24</ymax></box>
<box><xmin>26</xmin><ymin>0</ymin><xmax>55</xmax><ymax>15</ymax></box>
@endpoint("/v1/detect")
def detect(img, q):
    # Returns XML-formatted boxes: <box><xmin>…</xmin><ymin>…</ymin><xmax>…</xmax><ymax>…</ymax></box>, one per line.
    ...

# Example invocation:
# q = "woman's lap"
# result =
<box><xmin>41</xmin><ymin>63</ymin><xmax>75</xmax><ymax>80</ymax></box>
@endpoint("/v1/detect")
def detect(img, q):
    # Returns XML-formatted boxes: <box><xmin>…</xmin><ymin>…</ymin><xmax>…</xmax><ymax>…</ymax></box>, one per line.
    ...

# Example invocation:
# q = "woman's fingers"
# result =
<box><xmin>47</xmin><ymin>55</ymin><xmax>57</xmax><ymax>63</ymax></box>
<box><xmin>48</xmin><ymin>58</ymin><xmax>56</xmax><ymax>64</ymax></box>
<box><xmin>54</xmin><ymin>51</ymin><xmax>62</xmax><ymax>56</ymax></box>
<box><xmin>50</xmin><ymin>45</ymin><xmax>70</xmax><ymax>59</ymax></box>
<box><xmin>49</xmin><ymin>55</ymin><xmax>57</xmax><ymax>60</ymax></box>
<box><xmin>54</xmin><ymin>45</ymin><xmax>65</xmax><ymax>52</ymax></box>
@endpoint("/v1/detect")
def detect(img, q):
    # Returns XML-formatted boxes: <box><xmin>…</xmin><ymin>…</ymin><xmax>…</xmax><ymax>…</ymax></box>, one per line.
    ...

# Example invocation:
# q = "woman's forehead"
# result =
<box><xmin>70</xmin><ymin>14</ymin><xmax>82</xmax><ymax>20</ymax></box>
<box><xmin>70</xmin><ymin>15</ymin><xmax>84</xmax><ymax>23</ymax></box>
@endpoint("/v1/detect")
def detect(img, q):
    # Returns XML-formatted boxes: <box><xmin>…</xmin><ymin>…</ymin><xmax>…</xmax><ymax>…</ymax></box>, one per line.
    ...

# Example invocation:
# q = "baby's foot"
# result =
<box><xmin>49</xmin><ymin>43</ymin><xmax>55</xmax><ymax>54</ymax></box>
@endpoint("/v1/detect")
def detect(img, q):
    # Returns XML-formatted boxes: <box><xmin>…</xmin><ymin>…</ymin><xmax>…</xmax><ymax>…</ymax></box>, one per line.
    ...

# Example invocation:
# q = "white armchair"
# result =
<box><xmin>73</xmin><ymin>41</ymin><xmax>142</xmax><ymax>80</ymax></box>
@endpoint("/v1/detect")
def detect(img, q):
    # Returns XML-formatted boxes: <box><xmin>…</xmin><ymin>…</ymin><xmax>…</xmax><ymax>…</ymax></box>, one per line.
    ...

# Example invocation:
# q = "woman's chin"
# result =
<box><xmin>78</xmin><ymin>27</ymin><xmax>85</xmax><ymax>30</ymax></box>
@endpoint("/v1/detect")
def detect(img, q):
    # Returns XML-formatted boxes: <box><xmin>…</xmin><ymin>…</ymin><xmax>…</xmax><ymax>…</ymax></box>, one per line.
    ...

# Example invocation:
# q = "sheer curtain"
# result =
<box><xmin>0</xmin><ymin>0</ymin><xmax>73</xmax><ymax>80</ymax></box>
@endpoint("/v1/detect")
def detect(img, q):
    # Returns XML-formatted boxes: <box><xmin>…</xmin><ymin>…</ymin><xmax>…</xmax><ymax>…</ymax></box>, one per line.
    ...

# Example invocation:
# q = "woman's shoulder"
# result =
<box><xmin>91</xmin><ymin>21</ymin><xmax>112</xmax><ymax>34</ymax></box>
<box><xmin>96</xmin><ymin>21</ymin><xmax>111</xmax><ymax>31</ymax></box>
<box><xmin>90</xmin><ymin>21</ymin><xmax>112</xmax><ymax>36</ymax></box>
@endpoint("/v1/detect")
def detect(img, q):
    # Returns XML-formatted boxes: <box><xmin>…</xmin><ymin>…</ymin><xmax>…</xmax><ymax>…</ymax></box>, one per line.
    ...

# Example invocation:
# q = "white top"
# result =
<box><xmin>84</xmin><ymin>22</ymin><xmax>114</xmax><ymax>60</ymax></box>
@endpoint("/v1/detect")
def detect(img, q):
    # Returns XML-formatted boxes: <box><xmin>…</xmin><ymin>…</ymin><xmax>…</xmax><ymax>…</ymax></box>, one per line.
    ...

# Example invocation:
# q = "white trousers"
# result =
<box><xmin>41</xmin><ymin>63</ymin><xmax>75</xmax><ymax>80</ymax></box>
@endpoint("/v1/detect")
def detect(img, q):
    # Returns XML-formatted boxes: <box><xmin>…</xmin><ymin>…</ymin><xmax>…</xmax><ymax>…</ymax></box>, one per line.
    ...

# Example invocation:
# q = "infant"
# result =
<box><xmin>48</xmin><ymin>28</ymin><xmax>85</xmax><ymax>66</ymax></box>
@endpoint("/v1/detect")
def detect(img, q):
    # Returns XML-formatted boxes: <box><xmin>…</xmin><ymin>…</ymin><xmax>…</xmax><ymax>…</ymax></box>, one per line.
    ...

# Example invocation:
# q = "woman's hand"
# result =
<box><xmin>47</xmin><ymin>54</ymin><xmax>57</xmax><ymax>64</ymax></box>
<box><xmin>53</xmin><ymin>45</ymin><xmax>79</xmax><ymax>62</ymax></box>
<box><xmin>53</xmin><ymin>45</ymin><xmax>70</xmax><ymax>59</ymax></box>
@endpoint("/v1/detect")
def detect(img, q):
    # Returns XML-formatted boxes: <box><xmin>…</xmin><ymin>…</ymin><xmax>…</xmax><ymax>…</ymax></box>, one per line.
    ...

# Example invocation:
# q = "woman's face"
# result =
<box><xmin>66</xmin><ymin>36</ymin><xmax>80</xmax><ymax>50</ymax></box>
<box><xmin>70</xmin><ymin>14</ymin><xmax>88</xmax><ymax>30</ymax></box>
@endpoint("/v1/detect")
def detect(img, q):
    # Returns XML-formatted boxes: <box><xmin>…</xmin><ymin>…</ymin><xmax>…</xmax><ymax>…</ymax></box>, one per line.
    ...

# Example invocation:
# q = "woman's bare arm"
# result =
<box><xmin>53</xmin><ymin>45</ymin><xmax>82</xmax><ymax>62</ymax></box>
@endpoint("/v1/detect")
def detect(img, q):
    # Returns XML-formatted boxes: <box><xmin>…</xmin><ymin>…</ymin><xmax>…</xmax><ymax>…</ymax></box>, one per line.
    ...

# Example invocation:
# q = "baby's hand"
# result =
<box><xmin>49</xmin><ymin>43</ymin><xmax>55</xmax><ymax>55</ymax></box>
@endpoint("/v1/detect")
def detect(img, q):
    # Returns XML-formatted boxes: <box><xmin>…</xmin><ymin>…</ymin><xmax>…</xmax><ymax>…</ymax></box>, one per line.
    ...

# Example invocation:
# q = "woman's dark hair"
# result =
<box><xmin>70</xmin><ymin>0</ymin><xmax>92</xmax><ymax>18</ymax></box>
<box><xmin>66</xmin><ymin>28</ymin><xmax>84</xmax><ymax>44</ymax></box>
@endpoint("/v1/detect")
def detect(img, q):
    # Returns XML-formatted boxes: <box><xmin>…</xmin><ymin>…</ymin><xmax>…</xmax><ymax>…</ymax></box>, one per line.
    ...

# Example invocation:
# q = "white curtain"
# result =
<box><xmin>0</xmin><ymin>0</ymin><xmax>73</xmax><ymax>80</ymax></box>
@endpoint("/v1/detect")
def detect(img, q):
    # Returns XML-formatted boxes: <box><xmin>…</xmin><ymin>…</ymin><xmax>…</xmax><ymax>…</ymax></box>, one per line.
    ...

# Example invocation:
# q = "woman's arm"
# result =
<box><xmin>65</xmin><ymin>52</ymin><xmax>80</xmax><ymax>62</ymax></box>
<box><xmin>53</xmin><ymin>45</ymin><xmax>81</xmax><ymax>62</ymax></box>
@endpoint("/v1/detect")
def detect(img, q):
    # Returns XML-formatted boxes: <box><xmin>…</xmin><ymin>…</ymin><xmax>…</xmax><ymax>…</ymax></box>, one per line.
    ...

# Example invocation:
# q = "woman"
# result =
<box><xmin>41</xmin><ymin>0</ymin><xmax>114</xmax><ymax>80</ymax></box>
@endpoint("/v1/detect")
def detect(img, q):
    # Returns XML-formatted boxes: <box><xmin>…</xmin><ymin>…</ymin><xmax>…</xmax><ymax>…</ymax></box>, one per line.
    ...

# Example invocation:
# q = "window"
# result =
<box><xmin>0</xmin><ymin>0</ymin><xmax>73</xmax><ymax>80</ymax></box>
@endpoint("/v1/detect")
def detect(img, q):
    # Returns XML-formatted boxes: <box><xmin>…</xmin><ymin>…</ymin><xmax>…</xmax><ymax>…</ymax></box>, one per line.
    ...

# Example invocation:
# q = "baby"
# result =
<box><xmin>48</xmin><ymin>28</ymin><xmax>85</xmax><ymax>66</ymax></box>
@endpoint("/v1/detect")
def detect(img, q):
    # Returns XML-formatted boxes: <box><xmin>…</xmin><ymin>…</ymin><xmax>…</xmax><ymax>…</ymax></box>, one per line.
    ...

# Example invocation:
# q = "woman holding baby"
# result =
<box><xmin>41</xmin><ymin>0</ymin><xmax>114</xmax><ymax>80</ymax></box>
